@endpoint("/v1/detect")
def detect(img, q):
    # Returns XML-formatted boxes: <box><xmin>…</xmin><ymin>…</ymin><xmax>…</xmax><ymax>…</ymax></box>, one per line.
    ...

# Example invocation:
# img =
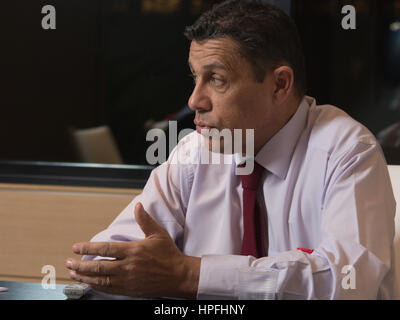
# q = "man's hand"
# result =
<box><xmin>65</xmin><ymin>202</ymin><xmax>200</xmax><ymax>299</ymax></box>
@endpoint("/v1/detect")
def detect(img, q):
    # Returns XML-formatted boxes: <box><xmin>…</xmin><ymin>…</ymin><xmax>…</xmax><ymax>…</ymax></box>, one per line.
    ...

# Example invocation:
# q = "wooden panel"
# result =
<box><xmin>0</xmin><ymin>183</ymin><xmax>141</xmax><ymax>283</ymax></box>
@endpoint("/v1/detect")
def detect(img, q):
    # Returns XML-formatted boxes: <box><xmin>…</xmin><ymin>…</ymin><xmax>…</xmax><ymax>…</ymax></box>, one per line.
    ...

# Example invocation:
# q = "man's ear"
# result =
<box><xmin>272</xmin><ymin>65</ymin><xmax>295</xmax><ymax>105</ymax></box>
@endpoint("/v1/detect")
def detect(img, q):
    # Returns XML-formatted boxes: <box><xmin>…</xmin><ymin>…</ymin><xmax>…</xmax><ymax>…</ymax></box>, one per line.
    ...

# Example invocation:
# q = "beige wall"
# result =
<box><xmin>0</xmin><ymin>183</ymin><xmax>140</xmax><ymax>284</ymax></box>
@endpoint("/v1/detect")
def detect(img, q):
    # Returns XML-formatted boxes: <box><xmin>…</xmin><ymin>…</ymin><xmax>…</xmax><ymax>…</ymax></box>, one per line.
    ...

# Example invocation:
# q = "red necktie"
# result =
<box><xmin>240</xmin><ymin>162</ymin><xmax>266</xmax><ymax>258</ymax></box>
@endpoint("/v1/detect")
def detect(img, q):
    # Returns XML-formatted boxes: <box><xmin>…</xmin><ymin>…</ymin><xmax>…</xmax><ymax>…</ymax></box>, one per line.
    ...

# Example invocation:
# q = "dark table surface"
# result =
<box><xmin>0</xmin><ymin>281</ymin><xmax>67</xmax><ymax>300</ymax></box>
<box><xmin>0</xmin><ymin>281</ymin><xmax>150</xmax><ymax>300</ymax></box>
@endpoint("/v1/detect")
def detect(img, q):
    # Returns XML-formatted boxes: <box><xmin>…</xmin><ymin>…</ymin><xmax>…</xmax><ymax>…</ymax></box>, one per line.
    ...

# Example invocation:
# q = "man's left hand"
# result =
<box><xmin>65</xmin><ymin>202</ymin><xmax>200</xmax><ymax>299</ymax></box>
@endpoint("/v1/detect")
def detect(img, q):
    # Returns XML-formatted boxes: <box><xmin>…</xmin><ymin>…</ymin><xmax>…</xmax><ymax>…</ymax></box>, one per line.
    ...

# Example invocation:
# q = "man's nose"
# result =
<box><xmin>188</xmin><ymin>83</ymin><xmax>212</xmax><ymax>112</ymax></box>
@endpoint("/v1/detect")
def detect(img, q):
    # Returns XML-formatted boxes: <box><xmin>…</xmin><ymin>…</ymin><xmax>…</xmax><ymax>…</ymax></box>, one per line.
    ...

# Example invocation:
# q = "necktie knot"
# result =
<box><xmin>240</xmin><ymin>162</ymin><xmax>264</xmax><ymax>190</ymax></box>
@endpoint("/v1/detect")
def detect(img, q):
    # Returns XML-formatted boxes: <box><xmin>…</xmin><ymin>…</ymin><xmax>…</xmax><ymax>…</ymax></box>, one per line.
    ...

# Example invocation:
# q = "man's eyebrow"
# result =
<box><xmin>188</xmin><ymin>61</ymin><xmax>227</xmax><ymax>72</ymax></box>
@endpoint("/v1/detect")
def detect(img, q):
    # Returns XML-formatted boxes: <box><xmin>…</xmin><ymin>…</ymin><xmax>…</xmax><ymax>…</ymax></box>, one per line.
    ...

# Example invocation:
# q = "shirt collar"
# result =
<box><xmin>234</xmin><ymin>96</ymin><xmax>313</xmax><ymax>179</ymax></box>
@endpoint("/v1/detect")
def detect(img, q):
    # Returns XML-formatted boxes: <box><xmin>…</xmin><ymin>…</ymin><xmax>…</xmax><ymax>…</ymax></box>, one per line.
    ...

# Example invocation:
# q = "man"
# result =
<box><xmin>65</xmin><ymin>0</ymin><xmax>397</xmax><ymax>299</ymax></box>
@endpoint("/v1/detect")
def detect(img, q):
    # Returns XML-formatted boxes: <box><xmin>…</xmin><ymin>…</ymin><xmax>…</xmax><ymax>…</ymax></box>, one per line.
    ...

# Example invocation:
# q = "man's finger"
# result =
<box><xmin>134</xmin><ymin>202</ymin><xmax>164</xmax><ymax>237</ymax></box>
<box><xmin>66</xmin><ymin>258</ymin><xmax>120</xmax><ymax>275</ymax></box>
<box><xmin>69</xmin><ymin>270</ymin><xmax>120</xmax><ymax>289</ymax></box>
<box><xmin>72</xmin><ymin>242</ymin><xmax>127</xmax><ymax>259</ymax></box>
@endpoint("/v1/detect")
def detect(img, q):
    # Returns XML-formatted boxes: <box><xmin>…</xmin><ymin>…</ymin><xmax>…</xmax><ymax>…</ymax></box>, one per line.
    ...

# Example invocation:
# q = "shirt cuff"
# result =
<box><xmin>197</xmin><ymin>254</ymin><xmax>253</xmax><ymax>299</ymax></box>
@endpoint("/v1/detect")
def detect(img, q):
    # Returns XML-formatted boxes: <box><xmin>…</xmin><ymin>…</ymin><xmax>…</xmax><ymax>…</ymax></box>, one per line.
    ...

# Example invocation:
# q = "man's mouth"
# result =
<box><xmin>194</xmin><ymin>121</ymin><xmax>215</xmax><ymax>134</ymax></box>
<box><xmin>196</xmin><ymin>125</ymin><xmax>214</xmax><ymax>134</ymax></box>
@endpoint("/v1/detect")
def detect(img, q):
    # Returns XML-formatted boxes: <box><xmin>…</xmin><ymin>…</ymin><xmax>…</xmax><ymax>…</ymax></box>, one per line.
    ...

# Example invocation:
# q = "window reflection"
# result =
<box><xmin>1</xmin><ymin>0</ymin><xmax>400</xmax><ymax>164</ymax></box>
<box><xmin>142</xmin><ymin>0</ymin><xmax>181</xmax><ymax>14</ymax></box>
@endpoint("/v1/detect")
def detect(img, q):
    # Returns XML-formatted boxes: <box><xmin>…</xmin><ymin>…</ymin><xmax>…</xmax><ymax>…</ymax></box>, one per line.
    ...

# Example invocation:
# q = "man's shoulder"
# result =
<box><xmin>307</xmin><ymin>102</ymin><xmax>379</xmax><ymax>159</ymax></box>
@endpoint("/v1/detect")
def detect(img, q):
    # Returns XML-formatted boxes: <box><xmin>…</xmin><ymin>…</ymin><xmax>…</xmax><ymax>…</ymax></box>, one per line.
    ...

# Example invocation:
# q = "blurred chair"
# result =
<box><xmin>377</xmin><ymin>122</ymin><xmax>400</xmax><ymax>148</ymax></box>
<box><xmin>69</xmin><ymin>126</ymin><xmax>124</xmax><ymax>164</ymax></box>
<box><xmin>388</xmin><ymin>165</ymin><xmax>400</xmax><ymax>299</ymax></box>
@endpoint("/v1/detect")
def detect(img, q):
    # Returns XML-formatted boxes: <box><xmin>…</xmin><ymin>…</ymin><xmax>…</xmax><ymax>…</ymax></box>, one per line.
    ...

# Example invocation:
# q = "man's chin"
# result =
<box><xmin>207</xmin><ymin>136</ymin><xmax>234</xmax><ymax>154</ymax></box>
<box><xmin>196</xmin><ymin>127</ymin><xmax>248</xmax><ymax>155</ymax></box>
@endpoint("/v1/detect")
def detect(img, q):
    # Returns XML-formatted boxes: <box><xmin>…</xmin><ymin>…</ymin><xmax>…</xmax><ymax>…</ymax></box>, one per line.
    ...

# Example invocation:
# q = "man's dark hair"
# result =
<box><xmin>184</xmin><ymin>0</ymin><xmax>307</xmax><ymax>98</ymax></box>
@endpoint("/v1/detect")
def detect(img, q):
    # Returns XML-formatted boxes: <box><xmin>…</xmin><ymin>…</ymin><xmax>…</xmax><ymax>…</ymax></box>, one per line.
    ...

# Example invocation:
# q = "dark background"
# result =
<box><xmin>1</xmin><ymin>0</ymin><xmax>400</xmax><ymax>165</ymax></box>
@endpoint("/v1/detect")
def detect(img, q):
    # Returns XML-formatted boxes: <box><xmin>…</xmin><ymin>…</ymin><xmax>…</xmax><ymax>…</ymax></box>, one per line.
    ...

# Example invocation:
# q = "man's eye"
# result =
<box><xmin>210</xmin><ymin>77</ymin><xmax>225</xmax><ymax>86</ymax></box>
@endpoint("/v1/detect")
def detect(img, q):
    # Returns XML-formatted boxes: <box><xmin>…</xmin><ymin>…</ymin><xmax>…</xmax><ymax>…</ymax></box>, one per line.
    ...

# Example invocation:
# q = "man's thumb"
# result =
<box><xmin>134</xmin><ymin>202</ymin><xmax>162</xmax><ymax>237</ymax></box>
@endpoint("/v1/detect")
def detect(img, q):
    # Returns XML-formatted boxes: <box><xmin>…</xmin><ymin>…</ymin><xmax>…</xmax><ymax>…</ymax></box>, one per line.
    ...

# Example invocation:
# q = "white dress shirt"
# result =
<box><xmin>84</xmin><ymin>96</ymin><xmax>397</xmax><ymax>299</ymax></box>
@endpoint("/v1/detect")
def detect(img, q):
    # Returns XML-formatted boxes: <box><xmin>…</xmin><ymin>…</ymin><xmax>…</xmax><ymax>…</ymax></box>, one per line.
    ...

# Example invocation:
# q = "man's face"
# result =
<box><xmin>188</xmin><ymin>37</ymin><xmax>277</xmax><ymax>154</ymax></box>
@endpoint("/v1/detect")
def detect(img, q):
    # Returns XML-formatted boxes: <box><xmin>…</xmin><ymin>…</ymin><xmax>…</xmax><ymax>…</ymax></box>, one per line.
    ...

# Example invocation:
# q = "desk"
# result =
<box><xmin>0</xmin><ymin>281</ymin><xmax>66</xmax><ymax>300</ymax></box>
<box><xmin>0</xmin><ymin>281</ymin><xmax>148</xmax><ymax>300</ymax></box>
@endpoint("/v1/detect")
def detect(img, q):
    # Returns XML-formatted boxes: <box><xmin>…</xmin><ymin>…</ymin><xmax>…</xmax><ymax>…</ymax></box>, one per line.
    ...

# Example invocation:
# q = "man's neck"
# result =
<box><xmin>254</xmin><ymin>95</ymin><xmax>303</xmax><ymax>155</ymax></box>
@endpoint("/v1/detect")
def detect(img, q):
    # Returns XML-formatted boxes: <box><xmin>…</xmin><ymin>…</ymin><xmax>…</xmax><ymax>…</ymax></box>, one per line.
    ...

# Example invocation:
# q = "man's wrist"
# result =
<box><xmin>176</xmin><ymin>255</ymin><xmax>201</xmax><ymax>299</ymax></box>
